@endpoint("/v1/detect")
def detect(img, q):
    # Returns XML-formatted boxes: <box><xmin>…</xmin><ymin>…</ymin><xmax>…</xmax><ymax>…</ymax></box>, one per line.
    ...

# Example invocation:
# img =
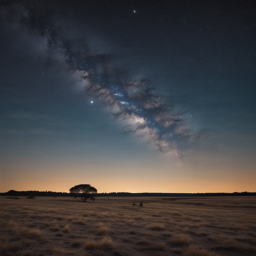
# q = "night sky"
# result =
<box><xmin>1</xmin><ymin>0</ymin><xmax>256</xmax><ymax>193</ymax></box>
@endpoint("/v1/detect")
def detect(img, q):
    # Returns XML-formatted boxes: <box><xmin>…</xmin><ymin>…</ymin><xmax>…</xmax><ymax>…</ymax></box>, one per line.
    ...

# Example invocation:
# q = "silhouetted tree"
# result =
<box><xmin>69</xmin><ymin>184</ymin><xmax>97</xmax><ymax>201</ymax></box>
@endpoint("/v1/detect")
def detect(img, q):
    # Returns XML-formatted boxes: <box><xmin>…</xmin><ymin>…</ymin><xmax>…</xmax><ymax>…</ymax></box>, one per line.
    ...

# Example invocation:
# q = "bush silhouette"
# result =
<box><xmin>69</xmin><ymin>184</ymin><xmax>97</xmax><ymax>201</ymax></box>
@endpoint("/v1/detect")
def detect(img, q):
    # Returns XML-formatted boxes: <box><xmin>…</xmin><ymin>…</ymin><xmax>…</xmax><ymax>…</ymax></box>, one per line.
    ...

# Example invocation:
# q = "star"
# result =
<box><xmin>133</xmin><ymin>10</ymin><xmax>136</xmax><ymax>14</ymax></box>
<box><xmin>90</xmin><ymin>100</ymin><xmax>94</xmax><ymax>104</ymax></box>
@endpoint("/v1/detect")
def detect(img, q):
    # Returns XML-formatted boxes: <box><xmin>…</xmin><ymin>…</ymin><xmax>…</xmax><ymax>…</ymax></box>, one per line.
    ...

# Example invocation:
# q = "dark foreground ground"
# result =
<box><xmin>1</xmin><ymin>196</ymin><xmax>256</xmax><ymax>256</ymax></box>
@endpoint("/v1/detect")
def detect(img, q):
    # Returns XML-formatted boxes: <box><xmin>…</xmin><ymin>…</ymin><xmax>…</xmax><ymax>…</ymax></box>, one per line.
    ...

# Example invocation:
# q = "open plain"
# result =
<box><xmin>0</xmin><ymin>196</ymin><xmax>256</xmax><ymax>256</ymax></box>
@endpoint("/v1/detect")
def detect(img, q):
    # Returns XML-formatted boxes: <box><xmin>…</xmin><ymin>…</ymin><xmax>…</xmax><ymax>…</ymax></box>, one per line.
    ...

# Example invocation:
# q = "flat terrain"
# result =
<box><xmin>0</xmin><ymin>196</ymin><xmax>256</xmax><ymax>256</ymax></box>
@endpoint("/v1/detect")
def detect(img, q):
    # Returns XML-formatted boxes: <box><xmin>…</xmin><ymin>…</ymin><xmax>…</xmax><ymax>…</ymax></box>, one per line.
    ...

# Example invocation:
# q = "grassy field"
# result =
<box><xmin>0</xmin><ymin>196</ymin><xmax>256</xmax><ymax>256</ymax></box>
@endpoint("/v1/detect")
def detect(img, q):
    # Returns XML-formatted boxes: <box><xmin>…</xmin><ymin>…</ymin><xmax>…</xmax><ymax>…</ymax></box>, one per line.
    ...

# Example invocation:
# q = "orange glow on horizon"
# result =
<box><xmin>1</xmin><ymin>158</ymin><xmax>255</xmax><ymax>194</ymax></box>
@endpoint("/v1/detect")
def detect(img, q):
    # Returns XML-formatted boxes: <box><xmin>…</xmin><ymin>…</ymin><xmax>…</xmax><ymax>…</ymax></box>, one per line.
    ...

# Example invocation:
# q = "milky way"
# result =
<box><xmin>1</xmin><ymin>4</ymin><xmax>193</xmax><ymax>155</ymax></box>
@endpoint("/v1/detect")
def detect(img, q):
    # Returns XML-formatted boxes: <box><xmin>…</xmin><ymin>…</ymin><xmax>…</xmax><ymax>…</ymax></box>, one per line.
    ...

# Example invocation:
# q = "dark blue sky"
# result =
<box><xmin>0</xmin><ymin>0</ymin><xmax>256</xmax><ymax>193</ymax></box>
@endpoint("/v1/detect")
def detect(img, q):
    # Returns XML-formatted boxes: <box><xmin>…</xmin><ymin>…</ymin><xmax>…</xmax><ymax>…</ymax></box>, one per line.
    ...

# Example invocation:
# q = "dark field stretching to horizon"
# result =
<box><xmin>1</xmin><ymin>196</ymin><xmax>256</xmax><ymax>256</ymax></box>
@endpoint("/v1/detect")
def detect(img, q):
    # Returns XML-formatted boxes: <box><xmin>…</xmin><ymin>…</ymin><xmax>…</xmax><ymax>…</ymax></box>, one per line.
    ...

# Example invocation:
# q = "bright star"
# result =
<box><xmin>90</xmin><ymin>100</ymin><xmax>94</xmax><ymax>104</ymax></box>
<box><xmin>133</xmin><ymin>10</ymin><xmax>136</xmax><ymax>14</ymax></box>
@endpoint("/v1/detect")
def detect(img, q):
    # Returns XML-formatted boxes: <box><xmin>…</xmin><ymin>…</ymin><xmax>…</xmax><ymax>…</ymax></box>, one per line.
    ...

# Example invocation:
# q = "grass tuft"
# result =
<box><xmin>99</xmin><ymin>236</ymin><xmax>116</xmax><ymax>251</ymax></box>
<box><xmin>145</xmin><ymin>223</ymin><xmax>165</xmax><ymax>230</ymax></box>
<box><xmin>169</xmin><ymin>234</ymin><xmax>192</xmax><ymax>246</ymax></box>
<box><xmin>27</xmin><ymin>228</ymin><xmax>43</xmax><ymax>239</ymax></box>
<box><xmin>62</xmin><ymin>224</ymin><xmax>70</xmax><ymax>233</ymax></box>
<box><xmin>52</xmin><ymin>247</ymin><xmax>68</xmax><ymax>255</ymax></box>
<box><xmin>84</xmin><ymin>239</ymin><xmax>98</xmax><ymax>250</ymax></box>
<box><xmin>84</xmin><ymin>236</ymin><xmax>115</xmax><ymax>251</ymax></box>
<box><xmin>96</xmin><ymin>226</ymin><xmax>112</xmax><ymax>235</ymax></box>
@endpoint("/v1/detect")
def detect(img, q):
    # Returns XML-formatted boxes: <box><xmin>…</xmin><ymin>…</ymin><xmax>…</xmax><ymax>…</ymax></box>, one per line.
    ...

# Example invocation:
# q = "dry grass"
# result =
<box><xmin>71</xmin><ymin>219</ymin><xmax>85</xmax><ymax>225</ymax></box>
<box><xmin>19</xmin><ymin>249</ymin><xmax>36</xmax><ymax>256</ymax></box>
<box><xmin>84</xmin><ymin>236</ymin><xmax>115</xmax><ymax>251</ymax></box>
<box><xmin>96</xmin><ymin>226</ymin><xmax>112</xmax><ymax>235</ymax></box>
<box><xmin>211</xmin><ymin>235</ymin><xmax>255</xmax><ymax>252</ymax></box>
<box><xmin>136</xmin><ymin>238</ymin><xmax>151</xmax><ymax>245</ymax></box>
<box><xmin>0</xmin><ymin>238</ymin><xmax>20</xmax><ymax>255</ymax></box>
<box><xmin>84</xmin><ymin>239</ymin><xmax>98</xmax><ymax>250</ymax></box>
<box><xmin>98</xmin><ymin>236</ymin><xmax>116</xmax><ymax>250</ymax></box>
<box><xmin>145</xmin><ymin>223</ymin><xmax>165</xmax><ymax>230</ymax></box>
<box><xmin>183</xmin><ymin>244</ymin><xmax>219</xmax><ymax>256</ymax></box>
<box><xmin>62</xmin><ymin>224</ymin><xmax>70</xmax><ymax>233</ymax></box>
<box><xmin>138</xmin><ymin>242</ymin><xmax>167</xmax><ymax>252</ymax></box>
<box><xmin>0</xmin><ymin>196</ymin><xmax>256</xmax><ymax>256</ymax></box>
<box><xmin>26</xmin><ymin>228</ymin><xmax>43</xmax><ymax>239</ymax></box>
<box><xmin>50</xmin><ymin>225</ymin><xmax>60</xmax><ymax>232</ymax></box>
<box><xmin>70</xmin><ymin>240</ymin><xmax>82</xmax><ymax>247</ymax></box>
<box><xmin>169</xmin><ymin>234</ymin><xmax>192</xmax><ymax>246</ymax></box>
<box><xmin>6</xmin><ymin>223</ymin><xmax>45</xmax><ymax>241</ymax></box>
<box><xmin>194</xmin><ymin>229</ymin><xmax>209</xmax><ymax>237</ymax></box>
<box><xmin>52</xmin><ymin>247</ymin><xmax>68</xmax><ymax>255</ymax></box>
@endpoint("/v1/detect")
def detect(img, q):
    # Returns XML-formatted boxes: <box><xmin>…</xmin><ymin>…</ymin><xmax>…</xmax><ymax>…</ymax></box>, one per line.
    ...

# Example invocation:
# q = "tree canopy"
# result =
<box><xmin>69</xmin><ymin>184</ymin><xmax>97</xmax><ymax>201</ymax></box>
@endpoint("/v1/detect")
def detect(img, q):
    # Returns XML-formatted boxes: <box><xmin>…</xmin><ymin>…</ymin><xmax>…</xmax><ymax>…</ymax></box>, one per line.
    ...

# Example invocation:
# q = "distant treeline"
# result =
<box><xmin>2</xmin><ymin>190</ymin><xmax>69</xmax><ymax>197</ymax></box>
<box><xmin>1</xmin><ymin>190</ymin><xmax>256</xmax><ymax>197</ymax></box>
<box><xmin>97</xmin><ymin>192</ymin><xmax>256</xmax><ymax>197</ymax></box>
